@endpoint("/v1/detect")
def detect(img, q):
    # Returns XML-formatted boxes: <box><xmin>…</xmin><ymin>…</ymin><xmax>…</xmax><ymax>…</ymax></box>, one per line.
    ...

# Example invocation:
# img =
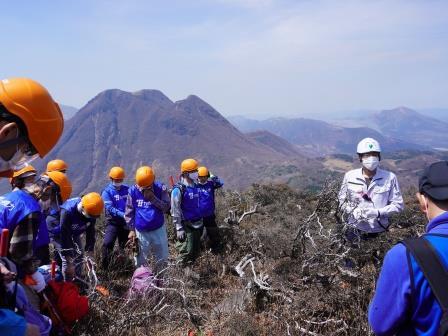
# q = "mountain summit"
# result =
<box><xmin>372</xmin><ymin>107</ymin><xmax>448</xmax><ymax>148</ymax></box>
<box><xmin>44</xmin><ymin>89</ymin><xmax>309</xmax><ymax>193</ymax></box>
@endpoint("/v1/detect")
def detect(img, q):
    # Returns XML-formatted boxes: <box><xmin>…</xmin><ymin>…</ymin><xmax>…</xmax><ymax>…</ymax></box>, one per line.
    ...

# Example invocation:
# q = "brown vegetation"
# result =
<box><xmin>74</xmin><ymin>182</ymin><xmax>425</xmax><ymax>335</ymax></box>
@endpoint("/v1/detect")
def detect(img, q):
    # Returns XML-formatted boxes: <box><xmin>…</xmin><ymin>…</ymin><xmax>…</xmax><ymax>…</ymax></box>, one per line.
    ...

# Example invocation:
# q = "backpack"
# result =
<box><xmin>403</xmin><ymin>236</ymin><xmax>448</xmax><ymax>336</ymax></box>
<box><xmin>127</xmin><ymin>266</ymin><xmax>155</xmax><ymax>298</ymax></box>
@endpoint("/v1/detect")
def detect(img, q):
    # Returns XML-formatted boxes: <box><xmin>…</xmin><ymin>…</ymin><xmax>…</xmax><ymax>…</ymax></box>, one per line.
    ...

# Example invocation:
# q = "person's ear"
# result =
<box><xmin>0</xmin><ymin>122</ymin><xmax>18</xmax><ymax>141</ymax></box>
<box><xmin>416</xmin><ymin>192</ymin><xmax>428</xmax><ymax>213</ymax></box>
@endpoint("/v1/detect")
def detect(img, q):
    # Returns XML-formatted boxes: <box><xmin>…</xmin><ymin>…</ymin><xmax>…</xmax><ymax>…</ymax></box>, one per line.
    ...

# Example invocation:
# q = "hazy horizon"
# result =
<box><xmin>2</xmin><ymin>0</ymin><xmax>447</xmax><ymax>118</ymax></box>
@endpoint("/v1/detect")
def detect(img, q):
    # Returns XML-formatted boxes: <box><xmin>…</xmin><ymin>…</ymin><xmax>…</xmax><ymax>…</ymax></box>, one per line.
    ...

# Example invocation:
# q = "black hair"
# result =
<box><xmin>358</xmin><ymin>152</ymin><xmax>381</xmax><ymax>162</ymax></box>
<box><xmin>423</xmin><ymin>193</ymin><xmax>448</xmax><ymax>209</ymax></box>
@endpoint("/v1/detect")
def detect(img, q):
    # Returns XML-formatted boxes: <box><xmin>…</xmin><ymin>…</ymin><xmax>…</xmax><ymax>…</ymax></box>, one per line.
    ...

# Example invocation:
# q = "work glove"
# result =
<box><xmin>352</xmin><ymin>208</ymin><xmax>363</xmax><ymax>220</ymax></box>
<box><xmin>364</xmin><ymin>208</ymin><xmax>380</xmax><ymax>219</ymax></box>
<box><xmin>177</xmin><ymin>229</ymin><xmax>186</xmax><ymax>242</ymax></box>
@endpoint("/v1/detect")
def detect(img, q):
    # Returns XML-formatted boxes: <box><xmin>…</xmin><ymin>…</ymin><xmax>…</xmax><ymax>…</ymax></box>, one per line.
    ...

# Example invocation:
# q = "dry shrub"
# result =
<box><xmin>75</xmin><ymin>182</ymin><xmax>425</xmax><ymax>335</ymax></box>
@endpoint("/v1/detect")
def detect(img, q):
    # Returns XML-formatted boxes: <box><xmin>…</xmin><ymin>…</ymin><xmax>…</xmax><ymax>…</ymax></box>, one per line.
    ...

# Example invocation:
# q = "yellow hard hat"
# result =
<box><xmin>45</xmin><ymin>171</ymin><xmax>72</xmax><ymax>202</ymax></box>
<box><xmin>12</xmin><ymin>165</ymin><xmax>37</xmax><ymax>179</ymax></box>
<box><xmin>181</xmin><ymin>158</ymin><xmax>198</xmax><ymax>173</ymax></box>
<box><xmin>135</xmin><ymin>166</ymin><xmax>155</xmax><ymax>188</ymax></box>
<box><xmin>47</xmin><ymin>159</ymin><xmax>68</xmax><ymax>173</ymax></box>
<box><xmin>0</xmin><ymin>78</ymin><xmax>64</xmax><ymax>158</ymax></box>
<box><xmin>109</xmin><ymin>166</ymin><xmax>125</xmax><ymax>180</ymax></box>
<box><xmin>198</xmin><ymin>166</ymin><xmax>209</xmax><ymax>177</ymax></box>
<box><xmin>81</xmin><ymin>192</ymin><xmax>104</xmax><ymax>217</ymax></box>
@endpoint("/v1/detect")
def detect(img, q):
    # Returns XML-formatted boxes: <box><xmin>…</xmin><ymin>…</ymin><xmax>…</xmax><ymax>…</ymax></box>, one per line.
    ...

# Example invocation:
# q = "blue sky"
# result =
<box><xmin>1</xmin><ymin>0</ymin><xmax>447</xmax><ymax>118</ymax></box>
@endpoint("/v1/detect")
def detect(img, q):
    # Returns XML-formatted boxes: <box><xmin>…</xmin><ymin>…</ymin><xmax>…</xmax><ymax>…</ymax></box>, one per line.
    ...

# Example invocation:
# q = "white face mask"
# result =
<box><xmin>24</xmin><ymin>181</ymin><xmax>35</xmax><ymax>189</ymax></box>
<box><xmin>189</xmin><ymin>172</ymin><xmax>199</xmax><ymax>181</ymax></box>
<box><xmin>112</xmin><ymin>181</ymin><xmax>122</xmax><ymax>188</ymax></box>
<box><xmin>0</xmin><ymin>129</ymin><xmax>38</xmax><ymax>172</ymax></box>
<box><xmin>362</xmin><ymin>156</ymin><xmax>380</xmax><ymax>171</ymax></box>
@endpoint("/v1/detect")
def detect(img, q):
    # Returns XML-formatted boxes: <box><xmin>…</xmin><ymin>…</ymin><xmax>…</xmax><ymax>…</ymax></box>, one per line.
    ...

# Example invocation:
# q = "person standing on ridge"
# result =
<box><xmin>197</xmin><ymin>166</ymin><xmax>223</xmax><ymax>252</ymax></box>
<box><xmin>0</xmin><ymin>78</ymin><xmax>63</xmax><ymax>177</ymax></box>
<box><xmin>125</xmin><ymin>166</ymin><xmax>170</xmax><ymax>273</ymax></box>
<box><xmin>171</xmin><ymin>159</ymin><xmax>203</xmax><ymax>265</ymax></box>
<box><xmin>0</xmin><ymin>78</ymin><xmax>63</xmax><ymax>335</ymax></box>
<box><xmin>0</xmin><ymin>171</ymin><xmax>71</xmax><ymax>275</ymax></box>
<box><xmin>338</xmin><ymin>138</ymin><xmax>404</xmax><ymax>241</ymax></box>
<box><xmin>369</xmin><ymin>161</ymin><xmax>448</xmax><ymax>335</ymax></box>
<box><xmin>9</xmin><ymin>165</ymin><xmax>37</xmax><ymax>190</ymax></box>
<box><xmin>101</xmin><ymin>166</ymin><xmax>130</xmax><ymax>270</ymax></box>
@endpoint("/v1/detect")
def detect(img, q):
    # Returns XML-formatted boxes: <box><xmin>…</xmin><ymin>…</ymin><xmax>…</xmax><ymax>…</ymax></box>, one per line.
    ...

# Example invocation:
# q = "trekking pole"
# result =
<box><xmin>0</xmin><ymin>229</ymin><xmax>9</xmax><ymax>257</ymax></box>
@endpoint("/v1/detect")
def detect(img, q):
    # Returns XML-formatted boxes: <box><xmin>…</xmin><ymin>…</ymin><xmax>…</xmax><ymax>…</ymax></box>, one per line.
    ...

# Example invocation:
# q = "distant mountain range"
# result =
<box><xmin>228</xmin><ymin>113</ymin><xmax>429</xmax><ymax>156</ymax></box>
<box><xmin>35</xmin><ymin>89</ymin><xmax>319</xmax><ymax>194</ymax></box>
<box><xmin>230</xmin><ymin>106</ymin><xmax>448</xmax><ymax>152</ymax></box>
<box><xmin>326</xmin><ymin>107</ymin><xmax>448</xmax><ymax>150</ymax></box>
<box><xmin>60</xmin><ymin>105</ymin><xmax>78</xmax><ymax>120</ymax></box>
<box><xmin>0</xmin><ymin>95</ymin><xmax>444</xmax><ymax>195</ymax></box>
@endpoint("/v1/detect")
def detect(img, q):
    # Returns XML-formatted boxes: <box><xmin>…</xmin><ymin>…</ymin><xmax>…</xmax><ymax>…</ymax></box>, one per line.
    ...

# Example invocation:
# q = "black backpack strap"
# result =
<box><xmin>402</xmin><ymin>237</ymin><xmax>448</xmax><ymax>311</ymax></box>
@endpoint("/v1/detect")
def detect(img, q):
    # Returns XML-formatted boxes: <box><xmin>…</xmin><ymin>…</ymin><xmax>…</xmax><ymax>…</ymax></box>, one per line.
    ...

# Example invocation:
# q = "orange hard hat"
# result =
<box><xmin>135</xmin><ymin>166</ymin><xmax>155</xmax><ymax>188</ymax></box>
<box><xmin>47</xmin><ymin>159</ymin><xmax>68</xmax><ymax>173</ymax></box>
<box><xmin>109</xmin><ymin>166</ymin><xmax>125</xmax><ymax>180</ymax></box>
<box><xmin>0</xmin><ymin>78</ymin><xmax>64</xmax><ymax>158</ymax></box>
<box><xmin>81</xmin><ymin>192</ymin><xmax>104</xmax><ymax>217</ymax></box>
<box><xmin>45</xmin><ymin>171</ymin><xmax>72</xmax><ymax>202</ymax></box>
<box><xmin>181</xmin><ymin>158</ymin><xmax>198</xmax><ymax>173</ymax></box>
<box><xmin>198</xmin><ymin>166</ymin><xmax>209</xmax><ymax>177</ymax></box>
<box><xmin>12</xmin><ymin>165</ymin><xmax>37</xmax><ymax>179</ymax></box>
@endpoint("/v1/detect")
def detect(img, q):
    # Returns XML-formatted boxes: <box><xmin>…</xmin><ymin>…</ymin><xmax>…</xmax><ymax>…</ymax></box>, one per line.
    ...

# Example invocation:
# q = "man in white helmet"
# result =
<box><xmin>338</xmin><ymin>138</ymin><xmax>404</xmax><ymax>240</ymax></box>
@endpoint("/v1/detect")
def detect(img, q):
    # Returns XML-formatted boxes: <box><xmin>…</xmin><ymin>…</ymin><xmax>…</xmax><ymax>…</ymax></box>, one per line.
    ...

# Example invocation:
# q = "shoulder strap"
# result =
<box><xmin>402</xmin><ymin>237</ymin><xmax>448</xmax><ymax>311</ymax></box>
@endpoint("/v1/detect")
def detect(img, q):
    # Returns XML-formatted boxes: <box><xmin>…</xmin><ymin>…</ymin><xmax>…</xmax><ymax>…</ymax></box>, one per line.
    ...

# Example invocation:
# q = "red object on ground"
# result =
<box><xmin>0</xmin><ymin>229</ymin><xmax>9</xmax><ymax>257</ymax></box>
<box><xmin>47</xmin><ymin>280</ymin><xmax>89</xmax><ymax>325</ymax></box>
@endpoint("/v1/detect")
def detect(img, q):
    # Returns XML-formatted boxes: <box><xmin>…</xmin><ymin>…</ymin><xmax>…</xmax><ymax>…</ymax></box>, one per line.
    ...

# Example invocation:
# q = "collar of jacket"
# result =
<box><xmin>426</xmin><ymin>211</ymin><xmax>448</xmax><ymax>233</ymax></box>
<box><xmin>353</xmin><ymin>167</ymin><xmax>387</xmax><ymax>183</ymax></box>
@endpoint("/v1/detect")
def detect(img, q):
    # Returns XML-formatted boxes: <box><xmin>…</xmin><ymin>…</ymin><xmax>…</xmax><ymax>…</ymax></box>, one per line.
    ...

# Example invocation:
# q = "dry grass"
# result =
<box><xmin>73</xmin><ymin>182</ymin><xmax>425</xmax><ymax>336</ymax></box>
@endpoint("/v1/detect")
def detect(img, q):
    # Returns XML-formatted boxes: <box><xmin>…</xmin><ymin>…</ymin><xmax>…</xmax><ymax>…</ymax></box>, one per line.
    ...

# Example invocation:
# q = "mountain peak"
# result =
<box><xmin>379</xmin><ymin>106</ymin><xmax>418</xmax><ymax>116</ymax></box>
<box><xmin>176</xmin><ymin>95</ymin><xmax>225</xmax><ymax>121</ymax></box>
<box><xmin>132</xmin><ymin>89</ymin><xmax>173</xmax><ymax>106</ymax></box>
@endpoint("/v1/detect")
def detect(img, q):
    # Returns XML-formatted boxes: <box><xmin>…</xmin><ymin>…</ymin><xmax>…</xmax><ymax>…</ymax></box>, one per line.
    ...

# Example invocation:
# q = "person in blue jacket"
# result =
<box><xmin>125</xmin><ymin>166</ymin><xmax>170</xmax><ymax>272</ymax></box>
<box><xmin>197</xmin><ymin>166</ymin><xmax>223</xmax><ymax>252</ymax></box>
<box><xmin>171</xmin><ymin>158</ymin><xmax>204</xmax><ymax>265</ymax></box>
<box><xmin>101</xmin><ymin>166</ymin><xmax>129</xmax><ymax>270</ymax></box>
<box><xmin>0</xmin><ymin>171</ymin><xmax>70</xmax><ymax>276</ymax></box>
<box><xmin>369</xmin><ymin>161</ymin><xmax>448</xmax><ymax>335</ymax></box>
<box><xmin>56</xmin><ymin>193</ymin><xmax>104</xmax><ymax>280</ymax></box>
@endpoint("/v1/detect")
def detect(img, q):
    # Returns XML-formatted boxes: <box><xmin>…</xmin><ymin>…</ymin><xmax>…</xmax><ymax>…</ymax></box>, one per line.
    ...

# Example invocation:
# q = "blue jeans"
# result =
<box><xmin>135</xmin><ymin>224</ymin><xmax>169</xmax><ymax>272</ymax></box>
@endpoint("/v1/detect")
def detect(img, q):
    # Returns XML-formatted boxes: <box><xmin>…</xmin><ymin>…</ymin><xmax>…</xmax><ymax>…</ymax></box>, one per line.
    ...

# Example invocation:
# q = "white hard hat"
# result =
<box><xmin>357</xmin><ymin>138</ymin><xmax>381</xmax><ymax>154</ymax></box>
